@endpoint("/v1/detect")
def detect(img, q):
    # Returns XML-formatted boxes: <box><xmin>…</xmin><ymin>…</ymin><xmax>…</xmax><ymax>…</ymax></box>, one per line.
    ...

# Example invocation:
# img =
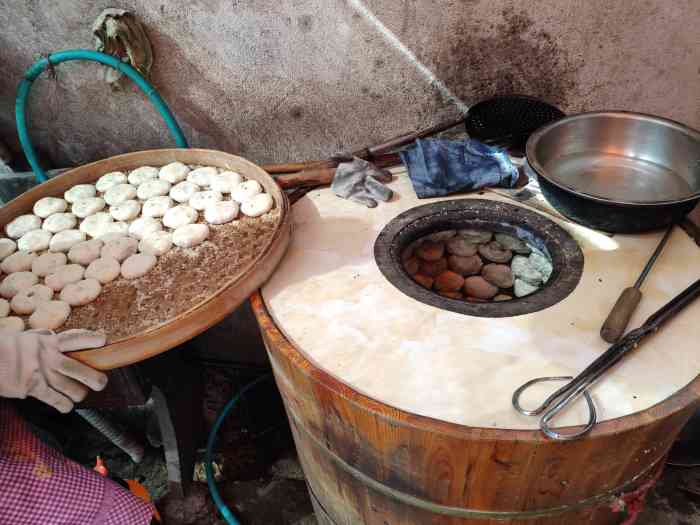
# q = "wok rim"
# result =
<box><xmin>526</xmin><ymin>110</ymin><xmax>700</xmax><ymax>207</ymax></box>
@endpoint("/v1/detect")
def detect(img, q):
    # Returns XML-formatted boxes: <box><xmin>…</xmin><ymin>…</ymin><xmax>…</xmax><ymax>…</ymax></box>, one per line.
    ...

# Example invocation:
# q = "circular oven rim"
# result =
<box><xmin>374</xmin><ymin>198</ymin><xmax>584</xmax><ymax>318</ymax></box>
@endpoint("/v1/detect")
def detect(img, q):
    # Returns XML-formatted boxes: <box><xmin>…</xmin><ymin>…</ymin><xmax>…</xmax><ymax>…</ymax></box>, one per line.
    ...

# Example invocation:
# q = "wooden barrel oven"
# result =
<box><xmin>252</xmin><ymin>293</ymin><xmax>699</xmax><ymax>524</ymax></box>
<box><xmin>251</xmin><ymin>176</ymin><xmax>700</xmax><ymax>524</ymax></box>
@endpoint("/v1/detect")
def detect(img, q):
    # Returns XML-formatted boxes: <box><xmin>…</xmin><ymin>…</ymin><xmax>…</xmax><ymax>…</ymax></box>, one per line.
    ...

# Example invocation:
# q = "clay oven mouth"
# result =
<box><xmin>374</xmin><ymin>199</ymin><xmax>584</xmax><ymax>317</ymax></box>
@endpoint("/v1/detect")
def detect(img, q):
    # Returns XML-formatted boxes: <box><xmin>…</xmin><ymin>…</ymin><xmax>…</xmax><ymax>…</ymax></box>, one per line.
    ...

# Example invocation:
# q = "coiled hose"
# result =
<box><xmin>15</xmin><ymin>49</ymin><xmax>188</xmax><ymax>183</ymax></box>
<box><xmin>206</xmin><ymin>374</ymin><xmax>272</xmax><ymax>525</ymax></box>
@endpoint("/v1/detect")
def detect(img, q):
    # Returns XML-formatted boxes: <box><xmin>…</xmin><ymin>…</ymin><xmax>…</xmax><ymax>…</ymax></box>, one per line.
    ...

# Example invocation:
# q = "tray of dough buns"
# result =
<box><xmin>0</xmin><ymin>149</ymin><xmax>290</xmax><ymax>370</ymax></box>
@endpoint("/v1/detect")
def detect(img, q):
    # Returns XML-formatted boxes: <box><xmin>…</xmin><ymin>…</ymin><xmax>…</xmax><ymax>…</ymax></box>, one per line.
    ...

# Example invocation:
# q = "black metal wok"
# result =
<box><xmin>526</xmin><ymin>112</ymin><xmax>700</xmax><ymax>233</ymax></box>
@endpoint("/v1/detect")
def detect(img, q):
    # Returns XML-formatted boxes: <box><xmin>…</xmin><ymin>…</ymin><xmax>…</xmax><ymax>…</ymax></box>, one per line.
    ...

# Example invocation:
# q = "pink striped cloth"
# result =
<box><xmin>0</xmin><ymin>400</ymin><xmax>154</xmax><ymax>525</ymax></box>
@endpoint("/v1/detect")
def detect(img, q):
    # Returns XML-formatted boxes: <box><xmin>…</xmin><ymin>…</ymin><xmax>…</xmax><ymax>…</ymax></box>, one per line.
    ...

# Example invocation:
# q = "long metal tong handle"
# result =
<box><xmin>513</xmin><ymin>277</ymin><xmax>700</xmax><ymax>440</ymax></box>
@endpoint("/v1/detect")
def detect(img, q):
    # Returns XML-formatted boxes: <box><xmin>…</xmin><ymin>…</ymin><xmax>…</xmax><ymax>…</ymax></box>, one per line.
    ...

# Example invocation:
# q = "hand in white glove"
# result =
<box><xmin>0</xmin><ymin>330</ymin><xmax>108</xmax><ymax>413</ymax></box>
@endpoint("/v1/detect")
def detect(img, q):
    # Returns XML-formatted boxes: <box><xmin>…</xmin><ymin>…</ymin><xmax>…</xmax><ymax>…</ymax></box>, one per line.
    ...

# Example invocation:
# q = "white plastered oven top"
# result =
<box><xmin>262</xmin><ymin>172</ymin><xmax>700</xmax><ymax>430</ymax></box>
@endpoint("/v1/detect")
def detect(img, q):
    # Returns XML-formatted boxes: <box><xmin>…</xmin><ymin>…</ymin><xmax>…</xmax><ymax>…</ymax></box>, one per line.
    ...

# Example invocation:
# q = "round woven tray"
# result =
<box><xmin>0</xmin><ymin>149</ymin><xmax>290</xmax><ymax>370</ymax></box>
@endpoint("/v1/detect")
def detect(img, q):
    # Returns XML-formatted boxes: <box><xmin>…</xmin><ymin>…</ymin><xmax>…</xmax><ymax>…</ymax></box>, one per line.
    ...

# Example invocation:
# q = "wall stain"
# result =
<box><xmin>297</xmin><ymin>14</ymin><xmax>314</xmax><ymax>33</ymax></box>
<box><xmin>436</xmin><ymin>7</ymin><xmax>582</xmax><ymax>110</ymax></box>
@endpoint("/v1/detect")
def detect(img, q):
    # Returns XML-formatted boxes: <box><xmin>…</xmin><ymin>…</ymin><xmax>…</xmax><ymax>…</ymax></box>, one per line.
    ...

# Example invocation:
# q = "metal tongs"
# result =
<box><xmin>513</xmin><ymin>277</ymin><xmax>700</xmax><ymax>441</ymax></box>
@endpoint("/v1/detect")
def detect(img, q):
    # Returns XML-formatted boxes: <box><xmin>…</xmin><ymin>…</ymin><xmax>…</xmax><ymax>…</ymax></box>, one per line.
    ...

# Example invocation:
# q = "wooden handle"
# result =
<box><xmin>275</xmin><ymin>167</ymin><xmax>336</xmax><ymax>189</ymax></box>
<box><xmin>262</xmin><ymin>160</ymin><xmax>329</xmax><ymax>174</ymax></box>
<box><xmin>273</xmin><ymin>153</ymin><xmax>403</xmax><ymax>190</ymax></box>
<box><xmin>600</xmin><ymin>287</ymin><xmax>643</xmax><ymax>343</ymax></box>
<box><xmin>367</xmin><ymin>117</ymin><xmax>465</xmax><ymax>157</ymax></box>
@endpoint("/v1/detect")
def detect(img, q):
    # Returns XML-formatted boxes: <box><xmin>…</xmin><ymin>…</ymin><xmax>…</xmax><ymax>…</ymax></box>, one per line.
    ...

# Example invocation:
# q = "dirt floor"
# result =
<box><xmin>19</xmin><ymin>361</ymin><xmax>700</xmax><ymax>525</ymax></box>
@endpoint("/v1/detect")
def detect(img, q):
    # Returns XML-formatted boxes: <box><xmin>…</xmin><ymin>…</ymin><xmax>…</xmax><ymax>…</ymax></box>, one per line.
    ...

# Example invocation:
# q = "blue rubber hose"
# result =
<box><xmin>206</xmin><ymin>374</ymin><xmax>272</xmax><ymax>525</ymax></box>
<box><xmin>15</xmin><ymin>49</ymin><xmax>188</xmax><ymax>183</ymax></box>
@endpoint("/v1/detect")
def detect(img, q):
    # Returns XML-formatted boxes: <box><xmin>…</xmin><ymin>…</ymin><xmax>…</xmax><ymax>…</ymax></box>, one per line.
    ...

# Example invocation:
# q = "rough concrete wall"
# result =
<box><xmin>0</xmin><ymin>0</ymin><xmax>698</xmax><ymax>169</ymax></box>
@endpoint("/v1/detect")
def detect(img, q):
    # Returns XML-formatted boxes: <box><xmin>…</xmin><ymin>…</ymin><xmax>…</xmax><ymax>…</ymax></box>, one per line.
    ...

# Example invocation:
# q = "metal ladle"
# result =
<box><xmin>513</xmin><ymin>277</ymin><xmax>700</xmax><ymax>440</ymax></box>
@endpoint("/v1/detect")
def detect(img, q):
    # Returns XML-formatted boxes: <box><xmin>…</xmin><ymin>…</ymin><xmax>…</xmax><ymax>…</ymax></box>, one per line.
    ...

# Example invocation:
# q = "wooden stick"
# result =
<box><xmin>262</xmin><ymin>117</ymin><xmax>462</xmax><ymax>175</ymax></box>
<box><xmin>275</xmin><ymin>167</ymin><xmax>337</xmax><ymax>189</ymax></box>
<box><xmin>262</xmin><ymin>160</ymin><xmax>331</xmax><ymax>174</ymax></box>
<box><xmin>274</xmin><ymin>153</ymin><xmax>402</xmax><ymax>190</ymax></box>
<box><xmin>365</xmin><ymin>117</ymin><xmax>464</xmax><ymax>157</ymax></box>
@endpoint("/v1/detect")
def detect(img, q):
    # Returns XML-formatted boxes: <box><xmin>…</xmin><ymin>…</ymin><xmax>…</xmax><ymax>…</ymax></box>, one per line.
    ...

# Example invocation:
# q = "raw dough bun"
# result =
<box><xmin>0</xmin><ymin>298</ymin><xmax>8</xmax><ymax>317</ymax></box>
<box><xmin>42</xmin><ymin>212</ymin><xmax>78</xmax><ymax>233</ymax></box>
<box><xmin>162</xmin><ymin>205</ymin><xmax>198</xmax><ymax>229</ymax></box>
<box><xmin>169</xmin><ymin>181</ymin><xmax>199</xmax><ymax>203</ymax></box>
<box><xmin>0</xmin><ymin>239</ymin><xmax>17</xmax><ymax>261</ymax></box>
<box><xmin>1</xmin><ymin>251</ymin><xmax>36</xmax><ymax>273</ymax></box>
<box><xmin>98</xmin><ymin>221</ymin><xmax>129</xmax><ymax>239</ymax></box>
<box><xmin>231</xmin><ymin>180</ymin><xmax>263</xmax><ymax>203</ymax></box>
<box><xmin>101</xmin><ymin>236</ymin><xmax>138</xmax><ymax>262</ymax></box>
<box><xmin>99</xmin><ymin>232</ymin><xmax>126</xmax><ymax>244</ymax></box>
<box><xmin>45</xmin><ymin>264</ymin><xmax>85</xmax><ymax>292</ymax></box>
<box><xmin>72</xmin><ymin>197</ymin><xmax>106</xmax><ymax>218</ymax></box>
<box><xmin>187</xmin><ymin>167</ymin><xmax>217</xmax><ymax>187</ymax></box>
<box><xmin>104</xmin><ymin>183</ymin><xmax>137</xmax><ymax>206</ymax></box>
<box><xmin>128</xmin><ymin>166</ymin><xmax>159</xmax><ymax>186</ymax></box>
<box><xmin>68</xmin><ymin>239</ymin><xmax>104</xmax><ymax>265</ymax></box>
<box><xmin>121</xmin><ymin>254</ymin><xmax>157</xmax><ymax>279</ymax></box>
<box><xmin>0</xmin><ymin>316</ymin><xmax>24</xmax><ymax>334</ymax></box>
<box><xmin>128</xmin><ymin>217</ymin><xmax>162</xmax><ymax>240</ymax></box>
<box><xmin>172</xmin><ymin>223</ymin><xmax>209</xmax><ymax>248</ymax></box>
<box><xmin>159</xmin><ymin>162</ymin><xmax>190</xmax><ymax>184</ymax></box>
<box><xmin>49</xmin><ymin>230</ymin><xmax>86</xmax><ymax>253</ymax></box>
<box><xmin>0</xmin><ymin>272</ymin><xmax>39</xmax><ymax>299</ymax></box>
<box><xmin>204</xmin><ymin>201</ymin><xmax>239</xmax><ymax>224</ymax></box>
<box><xmin>241</xmin><ymin>193</ymin><xmax>274</xmax><ymax>217</ymax></box>
<box><xmin>110</xmin><ymin>200</ymin><xmax>141</xmax><ymax>221</ymax></box>
<box><xmin>142</xmin><ymin>196</ymin><xmax>174</xmax><ymax>218</ymax></box>
<box><xmin>11</xmin><ymin>284</ymin><xmax>53</xmax><ymax>315</ymax></box>
<box><xmin>79</xmin><ymin>212</ymin><xmax>113</xmax><ymax>238</ymax></box>
<box><xmin>17</xmin><ymin>230</ymin><xmax>52</xmax><ymax>252</ymax></box>
<box><xmin>32</xmin><ymin>252</ymin><xmax>68</xmax><ymax>277</ymax></box>
<box><xmin>85</xmin><ymin>257</ymin><xmax>121</xmax><ymax>284</ymax></box>
<box><xmin>6</xmin><ymin>214</ymin><xmax>42</xmax><ymax>239</ymax></box>
<box><xmin>60</xmin><ymin>278</ymin><xmax>102</xmax><ymax>306</ymax></box>
<box><xmin>96</xmin><ymin>172</ymin><xmax>127</xmax><ymax>193</ymax></box>
<box><xmin>189</xmin><ymin>190</ymin><xmax>223</xmax><ymax>211</ymax></box>
<box><xmin>137</xmin><ymin>180</ymin><xmax>171</xmax><ymax>200</ymax></box>
<box><xmin>29</xmin><ymin>300</ymin><xmax>71</xmax><ymax>330</ymax></box>
<box><xmin>34</xmin><ymin>197</ymin><xmax>68</xmax><ymax>218</ymax></box>
<box><xmin>139</xmin><ymin>231</ymin><xmax>172</xmax><ymax>256</ymax></box>
<box><xmin>65</xmin><ymin>184</ymin><xmax>96</xmax><ymax>203</ymax></box>
<box><xmin>210</xmin><ymin>171</ymin><xmax>243</xmax><ymax>194</ymax></box>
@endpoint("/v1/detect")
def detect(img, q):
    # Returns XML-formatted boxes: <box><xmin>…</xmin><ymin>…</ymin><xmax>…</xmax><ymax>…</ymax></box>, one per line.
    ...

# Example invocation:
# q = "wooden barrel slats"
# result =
<box><xmin>251</xmin><ymin>293</ymin><xmax>700</xmax><ymax>524</ymax></box>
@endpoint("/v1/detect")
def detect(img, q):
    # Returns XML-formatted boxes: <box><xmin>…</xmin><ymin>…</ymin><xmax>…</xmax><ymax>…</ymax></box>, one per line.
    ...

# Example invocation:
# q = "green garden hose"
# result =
<box><xmin>206</xmin><ymin>374</ymin><xmax>272</xmax><ymax>525</ymax></box>
<box><xmin>15</xmin><ymin>49</ymin><xmax>188</xmax><ymax>182</ymax></box>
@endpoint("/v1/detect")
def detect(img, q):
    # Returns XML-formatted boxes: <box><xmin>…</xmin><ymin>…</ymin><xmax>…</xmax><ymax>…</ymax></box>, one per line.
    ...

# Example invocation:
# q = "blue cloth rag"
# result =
<box><xmin>399</xmin><ymin>139</ymin><xmax>519</xmax><ymax>199</ymax></box>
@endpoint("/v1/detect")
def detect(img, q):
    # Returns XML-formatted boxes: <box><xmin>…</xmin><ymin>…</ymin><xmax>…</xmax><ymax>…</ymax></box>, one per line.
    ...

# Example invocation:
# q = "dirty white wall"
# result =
<box><xmin>0</xmin><ymin>0</ymin><xmax>698</xmax><ymax>169</ymax></box>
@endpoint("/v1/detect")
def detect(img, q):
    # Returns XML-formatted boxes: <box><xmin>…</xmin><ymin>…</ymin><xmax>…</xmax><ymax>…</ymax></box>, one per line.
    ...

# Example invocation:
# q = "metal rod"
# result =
<box><xmin>633</xmin><ymin>224</ymin><xmax>674</xmax><ymax>289</ymax></box>
<box><xmin>513</xmin><ymin>276</ymin><xmax>700</xmax><ymax>439</ymax></box>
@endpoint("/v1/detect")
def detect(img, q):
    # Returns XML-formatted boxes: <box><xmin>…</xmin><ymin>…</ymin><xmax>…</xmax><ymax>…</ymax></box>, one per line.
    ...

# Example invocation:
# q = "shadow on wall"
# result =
<box><xmin>429</xmin><ymin>6</ymin><xmax>581</xmax><ymax>113</ymax></box>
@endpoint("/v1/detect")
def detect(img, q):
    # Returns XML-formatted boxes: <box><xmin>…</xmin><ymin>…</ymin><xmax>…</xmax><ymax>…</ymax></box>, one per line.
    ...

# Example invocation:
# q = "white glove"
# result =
<box><xmin>0</xmin><ymin>330</ymin><xmax>108</xmax><ymax>413</ymax></box>
<box><xmin>331</xmin><ymin>157</ymin><xmax>393</xmax><ymax>208</ymax></box>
